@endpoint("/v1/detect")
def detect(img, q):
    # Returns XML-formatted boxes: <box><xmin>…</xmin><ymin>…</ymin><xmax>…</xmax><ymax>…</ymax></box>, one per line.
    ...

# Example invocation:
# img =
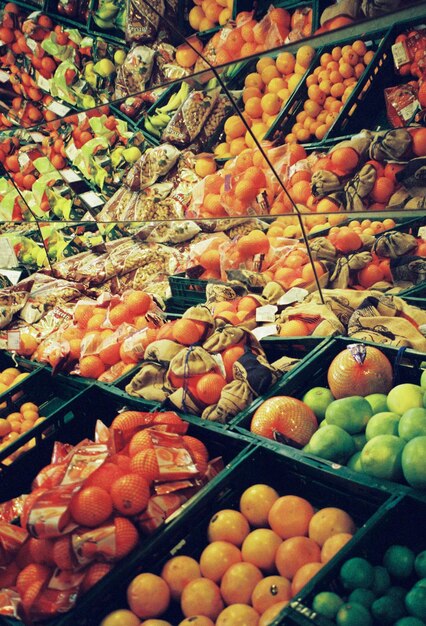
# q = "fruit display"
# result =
<box><xmin>247</xmin><ymin>343</ymin><xmax>426</xmax><ymax>490</ymax></box>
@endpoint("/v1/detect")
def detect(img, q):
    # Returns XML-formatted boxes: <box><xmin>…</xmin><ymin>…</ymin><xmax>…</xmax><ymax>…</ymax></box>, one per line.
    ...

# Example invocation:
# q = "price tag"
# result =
<box><xmin>61</xmin><ymin>168</ymin><xmax>82</xmax><ymax>183</ymax></box>
<box><xmin>7</xmin><ymin>330</ymin><xmax>21</xmax><ymax>351</ymax></box>
<box><xmin>77</xmin><ymin>112</ymin><xmax>87</xmax><ymax>124</ymax></box>
<box><xmin>400</xmin><ymin>101</ymin><xmax>420</xmax><ymax>122</ymax></box>
<box><xmin>26</xmin><ymin>38</ymin><xmax>37</xmax><ymax>53</ymax></box>
<box><xmin>0</xmin><ymin>269</ymin><xmax>22</xmax><ymax>284</ymax></box>
<box><xmin>47</xmin><ymin>101</ymin><xmax>71</xmax><ymax>116</ymax></box>
<box><xmin>37</xmin><ymin>74</ymin><xmax>51</xmax><ymax>91</ymax></box>
<box><xmin>18</xmin><ymin>152</ymin><xmax>31</xmax><ymax>168</ymax></box>
<box><xmin>65</xmin><ymin>142</ymin><xmax>79</xmax><ymax>161</ymax></box>
<box><xmin>418</xmin><ymin>226</ymin><xmax>426</xmax><ymax>240</ymax></box>
<box><xmin>277</xmin><ymin>287</ymin><xmax>309</xmax><ymax>306</ymax></box>
<box><xmin>256</xmin><ymin>304</ymin><xmax>277</xmax><ymax>323</ymax></box>
<box><xmin>252</xmin><ymin>324</ymin><xmax>278</xmax><ymax>341</ymax></box>
<box><xmin>391</xmin><ymin>41</ymin><xmax>410</xmax><ymax>69</ymax></box>
<box><xmin>30</xmin><ymin>132</ymin><xmax>45</xmax><ymax>143</ymax></box>
<box><xmin>0</xmin><ymin>70</ymin><xmax>10</xmax><ymax>83</ymax></box>
<box><xmin>79</xmin><ymin>191</ymin><xmax>104</xmax><ymax>208</ymax></box>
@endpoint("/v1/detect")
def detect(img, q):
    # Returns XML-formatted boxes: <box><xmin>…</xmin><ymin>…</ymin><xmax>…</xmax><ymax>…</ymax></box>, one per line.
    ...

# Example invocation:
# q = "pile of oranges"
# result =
<box><xmin>188</xmin><ymin>0</ymin><xmax>234</xmax><ymax>32</ymax></box>
<box><xmin>285</xmin><ymin>40</ymin><xmax>375</xmax><ymax>144</ymax></box>
<box><xmin>101</xmin><ymin>484</ymin><xmax>356</xmax><ymax>625</ymax></box>
<box><xmin>0</xmin><ymin>400</ymin><xmax>44</xmax><ymax>464</ymax></box>
<box><xmin>215</xmin><ymin>46</ymin><xmax>315</xmax><ymax>158</ymax></box>
<box><xmin>0</xmin><ymin>365</ymin><xmax>29</xmax><ymax>399</ymax></box>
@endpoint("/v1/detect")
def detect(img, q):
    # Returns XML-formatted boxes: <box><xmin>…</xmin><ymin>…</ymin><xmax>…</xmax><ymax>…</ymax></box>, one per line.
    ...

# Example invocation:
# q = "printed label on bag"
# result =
<box><xmin>7</xmin><ymin>330</ymin><xmax>21</xmax><ymax>351</ymax></box>
<box><xmin>256</xmin><ymin>304</ymin><xmax>277</xmax><ymax>323</ymax></box>
<box><xmin>277</xmin><ymin>287</ymin><xmax>309</xmax><ymax>306</ymax></box>
<box><xmin>392</xmin><ymin>41</ymin><xmax>410</xmax><ymax>69</ymax></box>
<box><xmin>47</xmin><ymin>100</ymin><xmax>71</xmax><ymax>116</ymax></box>
<box><xmin>252</xmin><ymin>324</ymin><xmax>278</xmax><ymax>340</ymax></box>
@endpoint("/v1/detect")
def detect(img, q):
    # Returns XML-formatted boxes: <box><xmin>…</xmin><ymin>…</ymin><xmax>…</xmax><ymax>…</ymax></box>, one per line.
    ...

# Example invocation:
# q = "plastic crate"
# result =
<box><xmin>164</xmin><ymin>297</ymin><xmax>187</xmax><ymax>315</ymax></box>
<box><xmin>0</xmin><ymin>371</ymin><xmax>90</xmax><ymax>501</ymax></box>
<box><xmin>400</xmin><ymin>296</ymin><xmax>426</xmax><ymax>311</ymax></box>
<box><xmin>287</xmin><ymin>493</ymin><xmax>426</xmax><ymax>626</ymax></box>
<box><xmin>400</xmin><ymin>282</ymin><xmax>426</xmax><ymax>298</ymax></box>
<box><xmin>231</xmin><ymin>336</ymin><xmax>426</xmax><ymax>495</ymax></box>
<box><xmin>267</xmin><ymin>28</ymin><xmax>390</xmax><ymax>146</ymax></box>
<box><xmin>260</xmin><ymin>335</ymin><xmax>330</xmax><ymax>363</ymax></box>
<box><xmin>73</xmin><ymin>440</ymin><xmax>393</xmax><ymax>626</ymax></box>
<box><xmin>0</xmin><ymin>385</ymin><xmax>251</xmax><ymax>626</ymax></box>
<box><xmin>168</xmin><ymin>272</ymin><xmax>209</xmax><ymax>305</ymax></box>
<box><xmin>0</xmin><ymin>352</ymin><xmax>43</xmax><ymax>404</ymax></box>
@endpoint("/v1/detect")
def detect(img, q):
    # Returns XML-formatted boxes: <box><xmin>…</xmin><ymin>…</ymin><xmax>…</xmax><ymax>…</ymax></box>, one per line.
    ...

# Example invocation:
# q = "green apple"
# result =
<box><xmin>94</xmin><ymin>59</ymin><xmax>115</xmax><ymax>78</ymax></box>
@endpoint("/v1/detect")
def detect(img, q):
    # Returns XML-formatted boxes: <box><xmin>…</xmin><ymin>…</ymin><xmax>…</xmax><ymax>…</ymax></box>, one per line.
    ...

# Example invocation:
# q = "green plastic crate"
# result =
<box><xmin>168</xmin><ymin>272</ymin><xmax>209</xmax><ymax>305</ymax></box>
<box><xmin>0</xmin><ymin>385</ymin><xmax>251</xmax><ymax>626</ymax></box>
<box><xmin>260</xmin><ymin>335</ymin><xmax>330</xmax><ymax>363</ymax></box>
<box><xmin>74</xmin><ymin>440</ymin><xmax>393</xmax><ymax>625</ymax></box>
<box><xmin>287</xmin><ymin>493</ymin><xmax>426</xmax><ymax>626</ymax></box>
<box><xmin>400</xmin><ymin>296</ymin><xmax>426</xmax><ymax>310</ymax></box>
<box><xmin>400</xmin><ymin>282</ymin><xmax>426</xmax><ymax>298</ymax></box>
<box><xmin>0</xmin><ymin>352</ymin><xmax>43</xmax><ymax>403</ymax></box>
<box><xmin>231</xmin><ymin>336</ymin><xmax>426</xmax><ymax>496</ymax></box>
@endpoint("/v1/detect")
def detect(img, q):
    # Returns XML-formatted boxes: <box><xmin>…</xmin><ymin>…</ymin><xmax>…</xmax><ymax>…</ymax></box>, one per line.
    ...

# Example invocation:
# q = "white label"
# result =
<box><xmin>256</xmin><ymin>304</ymin><xmax>278</xmax><ymax>323</ymax></box>
<box><xmin>65</xmin><ymin>142</ymin><xmax>78</xmax><ymax>161</ymax></box>
<box><xmin>37</xmin><ymin>74</ymin><xmax>51</xmax><ymax>91</ymax></box>
<box><xmin>277</xmin><ymin>287</ymin><xmax>309</xmax><ymax>306</ymax></box>
<box><xmin>47</xmin><ymin>101</ymin><xmax>71</xmax><ymax>116</ymax></box>
<box><xmin>400</xmin><ymin>100</ymin><xmax>420</xmax><ymax>122</ymax></box>
<box><xmin>392</xmin><ymin>41</ymin><xmax>410</xmax><ymax>69</ymax></box>
<box><xmin>418</xmin><ymin>226</ymin><xmax>426</xmax><ymax>240</ymax></box>
<box><xmin>30</xmin><ymin>132</ymin><xmax>44</xmax><ymax>143</ymax></box>
<box><xmin>252</xmin><ymin>324</ymin><xmax>278</xmax><ymax>341</ymax></box>
<box><xmin>61</xmin><ymin>168</ymin><xmax>82</xmax><ymax>183</ymax></box>
<box><xmin>77</xmin><ymin>112</ymin><xmax>86</xmax><ymax>123</ymax></box>
<box><xmin>18</xmin><ymin>153</ymin><xmax>31</xmax><ymax>168</ymax></box>
<box><xmin>79</xmin><ymin>191</ymin><xmax>104</xmax><ymax>208</ymax></box>
<box><xmin>26</xmin><ymin>38</ymin><xmax>37</xmax><ymax>53</ymax></box>
<box><xmin>0</xmin><ymin>269</ymin><xmax>22</xmax><ymax>284</ymax></box>
<box><xmin>0</xmin><ymin>70</ymin><xmax>10</xmax><ymax>83</ymax></box>
<box><xmin>7</xmin><ymin>330</ymin><xmax>21</xmax><ymax>351</ymax></box>
<box><xmin>211</xmin><ymin>353</ymin><xmax>226</xmax><ymax>378</ymax></box>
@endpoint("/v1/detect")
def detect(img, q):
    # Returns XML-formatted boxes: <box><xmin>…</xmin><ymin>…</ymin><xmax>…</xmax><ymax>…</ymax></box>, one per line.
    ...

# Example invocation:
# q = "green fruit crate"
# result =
<box><xmin>0</xmin><ymin>385</ymin><xmax>252</xmax><ymax>626</ymax></box>
<box><xmin>266</xmin><ymin>27</ymin><xmax>390</xmax><ymax>146</ymax></box>
<box><xmin>164</xmin><ymin>296</ymin><xmax>188</xmax><ymax>315</ymax></box>
<box><xmin>0</xmin><ymin>370</ymin><xmax>90</xmax><ymax>501</ymax></box>
<box><xmin>283</xmin><ymin>493</ymin><xmax>426</xmax><ymax>626</ymax></box>
<box><xmin>88</xmin><ymin>0</ymin><xmax>126</xmax><ymax>43</ymax></box>
<box><xmin>400</xmin><ymin>282</ymin><xmax>426</xmax><ymax>298</ymax></box>
<box><xmin>333</xmin><ymin>12</ymin><xmax>426</xmax><ymax>136</ymax></box>
<box><xmin>64</xmin><ymin>439</ymin><xmax>394</xmax><ymax>626</ymax></box>
<box><xmin>260</xmin><ymin>335</ymin><xmax>330</xmax><ymax>363</ymax></box>
<box><xmin>168</xmin><ymin>271</ymin><xmax>210</xmax><ymax>305</ymax></box>
<box><xmin>230</xmin><ymin>336</ymin><xmax>426</xmax><ymax>496</ymax></box>
<box><xmin>400</xmin><ymin>296</ymin><xmax>426</xmax><ymax>311</ymax></box>
<box><xmin>0</xmin><ymin>352</ymin><xmax>44</xmax><ymax>402</ymax></box>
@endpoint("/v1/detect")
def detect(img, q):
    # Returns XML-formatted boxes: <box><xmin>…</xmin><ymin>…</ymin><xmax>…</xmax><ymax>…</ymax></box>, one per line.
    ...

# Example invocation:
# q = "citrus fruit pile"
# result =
<box><xmin>312</xmin><ymin>546</ymin><xmax>426</xmax><ymax>625</ymax></box>
<box><xmin>0</xmin><ymin>401</ymin><xmax>45</xmax><ymax>464</ymax></box>
<box><xmin>100</xmin><ymin>483</ymin><xmax>357</xmax><ymax>625</ymax></box>
<box><xmin>0</xmin><ymin>408</ymin><xmax>221</xmax><ymax>621</ymax></box>
<box><xmin>0</xmin><ymin>365</ymin><xmax>29</xmax><ymax>398</ymax></box>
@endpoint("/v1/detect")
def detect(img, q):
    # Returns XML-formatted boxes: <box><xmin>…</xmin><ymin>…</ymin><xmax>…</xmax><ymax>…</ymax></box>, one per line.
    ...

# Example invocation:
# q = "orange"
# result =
<box><xmin>331</xmin><ymin>147</ymin><xmax>359</xmax><ymax>172</ymax></box>
<box><xmin>161</xmin><ymin>556</ymin><xmax>201</xmax><ymax>600</ymax></box>
<box><xmin>301</xmin><ymin>261</ymin><xmax>325</xmax><ymax>283</ymax></box>
<box><xmin>199</xmin><ymin>249</ymin><xmax>221</xmax><ymax>272</ymax></box>
<box><xmin>81</xmin><ymin>562</ymin><xmax>112</xmax><ymax>593</ymax></box>
<box><xmin>237</xmin><ymin>230</ymin><xmax>270</xmax><ymax>258</ymax></box>
<box><xmin>125</xmin><ymin>291</ymin><xmax>151</xmax><ymax>316</ymax></box>
<box><xmin>370</xmin><ymin>176</ymin><xmax>394</xmax><ymax>203</ymax></box>
<box><xmin>222</xmin><ymin>345</ymin><xmax>245</xmax><ymax>382</ymax></box>
<box><xmin>178</xmin><ymin>618</ymin><xmax>214</xmax><ymax>626</ymax></box>
<box><xmin>261</xmin><ymin>65</ymin><xmax>280</xmax><ymax>85</ymax></box>
<box><xmin>109</xmin><ymin>304</ymin><xmax>132</xmax><ymax>327</ymax></box>
<box><xmin>17</xmin><ymin>333</ymin><xmax>38</xmax><ymax>357</ymax></box>
<box><xmin>259</xmin><ymin>601</ymin><xmax>289</xmax><ymax>626</ymax></box>
<box><xmin>241</xmin><ymin>528</ymin><xmax>282</xmax><ymax>572</ymax></box>
<box><xmin>289</xmin><ymin>181</ymin><xmax>311</xmax><ymax>205</ymax></box>
<box><xmin>238</xmin><ymin>484</ymin><xmax>278</xmax><ymax>528</ymax></box>
<box><xmin>308</xmin><ymin>507</ymin><xmax>356</xmax><ymax>546</ymax></box>
<box><xmin>291</xmin><ymin>562</ymin><xmax>323</xmax><ymax>596</ymax></box>
<box><xmin>181</xmin><ymin>578</ymin><xmax>224</xmax><ymax>621</ymax></box>
<box><xmin>220</xmin><ymin>561</ymin><xmax>263</xmax><ymax>605</ymax></box>
<box><xmin>224</xmin><ymin>29</ymin><xmax>244</xmax><ymax>56</ymax></box>
<box><xmin>127</xmin><ymin>573</ymin><xmax>170</xmax><ymax>619</ymax></box>
<box><xmin>216</xmin><ymin>604</ymin><xmax>259</xmax><ymax>626</ymax></box>
<box><xmin>244</xmin><ymin>166</ymin><xmax>267</xmax><ymax>189</ymax></box>
<box><xmin>357</xmin><ymin>263</ymin><xmax>385</xmax><ymax>289</ymax></box>
<box><xmin>383</xmin><ymin>162</ymin><xmax>404</xmax><ymax>183</ymax></box>
<box><xmin>79</xmin><ymin>355</ymin><xmax>106</xmax><ymax>379</ymax></box>
<box><xmin>279</xmin><ymin>320</ymin><xmax>309</xmax><ymax>337</ymax></box>
<box><xmin>296</xmin><ymin>45</ymin><xmax>315</xmax><ymax>68</ymax></box>
<box><xmin>100</xmin><ymin>609</ymin><xmax>141</xmax><ymax>626</ymax></box>
<box><xmin>130</xmin><ymin>449</ymin><xmax>160</xmax><ymax>483</ymax></box>
<box><xmin>268</xmin><ymin>495</ymin><xmax>314</xmax><ymax>539</ymax></box>
<box><xmin>261</xmin><ymin>93</ymin><xmax>281</xmax><ymax>115</ymax></box>
<box><xmin>114</xmin><ymin>517</ymin><xmax>139</xmax><ymax>558</ymax></box>
<box><xmin>69</xmin><ymin>486</ymin><xmax>113</xmax><ymax>527</ymax></box>
<box><xmin>200</xmin><ymin>541</ymin><xmax>242</xmax><ymax>582</ymax></box>
<box><xmin>172</xmin><ymin>319</ymin><xmax>204</xmax><ymax>345</ymax></box>
<box><xmin>334</xmin><ymin>230</ymin><xmax>363</xmax><ymax>253</ymax></box>
<box><xmin>208</xmin><ymin>509</ymin><xmax>250</xmax><ymax>546</ymax></box>
<box><xmin>176</xmin><ymin>43</ymin><xmax>199</xmax><ymax>68</ymax></box>
<box><xmin>85</xmin><ymin>463</ymin><xmax>125</xmax><ymax>493</ymax></box>
<box><xmin>224</xmin><ymin>115</ymin><xmax>246</xmax><ymax>139</ymax></box>
<box><xmin>275</xmin><ymin>536</ymin><xmax>321</xmax><ymax>579</ymax></box>
<box><xmin>321</xmin><ymin>532</ymin><xmax>353</xmax><ymax>563</ymax></box>
<box><xmin>276</xmin><ymin>51</ymin><xmax>295</xmax><ymax>74</ymax></box>
<box><xmin>110</xmin><ymin>473</ymin><xmax>150</xmax><ymax>515</ymax></box>
<box><xmin>252</xmin><ymin>576</ymin><xmax>291</xmax><ymax>613</ymax></box>
<box><xmin>195</xmin><ymin>372</ymin><xmax>226</xmax><ymax>405</ymax></box>
<box><xmin>316</xmin><ymin>197</ymin><xmax>340</xmax><ymax>213</ymax></box>
<box><xmin>274</xmin><ymin>267</ymin><xmax>300</xmax><ymax>288</ymax></box>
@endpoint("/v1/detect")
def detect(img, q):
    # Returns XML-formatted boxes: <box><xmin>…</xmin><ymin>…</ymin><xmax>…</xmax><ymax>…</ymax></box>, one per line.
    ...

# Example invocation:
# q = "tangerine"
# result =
<box><xmin>275</xmin><ymin>536</ymin><xmax>321</xmax><ymax>579</ymax></box>
<box><xmin>220</xmin><ymin>561</ymin><xmax>263</xmax><ymax>605</ymax></box>
<box><xmin>180</xmin><ymin>578</ymin><xmax>224</xmax><ymax>620</ymax></box>
<box><xmin>268</xmin><ymin>495</ymin><xmax>315</xmax><ymax>539</ymax></box>
<box><xmin>127</xmin><ymin>573</ymin><xmax>171</xmax><ymax>619</ymax></box>
<box><xmin>110</xmin><ymin>473</ymin><xmax>150</xmax><ymax>515</ymax></box>
<box><xmin>308</xmin><ymin>507</ymin><xmax>356</xmax><ymax>546</ymax></box>
<box><xmin>251</xmin><ymin>576</ymin><xmax>291</xmax><ymax>613</ymax></box>
<box><xmin>161</xmin><ymin>555</ymin><xmax>201</xmax><ymax>600</ymax></box>
<box><xmin>208</xmin><ymin>509</ymin><xmax>250</xmax><ymax>546</ymax></box>
<box><xmin>69</xmin><ymin>486</ymin><xmax>113</xmax><ymax>527</ymax></box>
<box><xmin>200</xmin><ymin>541</ymin><xmax>242</xmax><ymax>582</ymax></box>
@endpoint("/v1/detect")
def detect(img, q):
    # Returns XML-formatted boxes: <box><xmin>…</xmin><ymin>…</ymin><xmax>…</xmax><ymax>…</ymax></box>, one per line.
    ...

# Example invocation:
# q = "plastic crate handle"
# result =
<box><xmin>392</xmin><ymin>346</ymin><xmax>407</xmax><ymax>387</ymax></box>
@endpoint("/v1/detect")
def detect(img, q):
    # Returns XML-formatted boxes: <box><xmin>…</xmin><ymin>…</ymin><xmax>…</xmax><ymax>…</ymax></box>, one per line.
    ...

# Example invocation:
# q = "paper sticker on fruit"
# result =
<box><xmin>327</xmin><ymin>344</ymin><xmax>393</xmax><ymax>399</ymax></box>
<box><xmin>250</xmin><ymin>396</ymin><xmax>318</xmax><ymax>446</ymax></box>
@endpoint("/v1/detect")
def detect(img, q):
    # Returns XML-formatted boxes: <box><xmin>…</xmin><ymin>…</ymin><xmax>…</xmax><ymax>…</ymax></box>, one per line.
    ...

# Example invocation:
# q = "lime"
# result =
<box><xmin>348</xmin><ymin>588</ymin><xmax>376</xmax><ymax>608</ymax></box>
<box><xmin>383</xmin><ymin>545</ymin><xmax>415</xmax><ymax>579</ymax></box>
<box><xmin>372</xmin><ymin>595</ymin><xmax>406</xmax><ymax>624</ymax></box>
<box><xmin>395</xmin><ymin>618</ymin><xmax>426</xmax><ymax>626</ymax></box>
<box><xmin>399</xmin><ymin>409</ymin><xmax>426</xmax><ymax>441</ymax></box>
<box><xmin>347</xmin><ymin>451</ymin><xmax>363</xmax><ymax>473</ymax></box>
<box><xmin>312</xmin><ymin>591</ymin><xmax>344</xmax><ymax>618</ymax></box>
<box><xmin>365</xmin><ymin>412</ymin><xmax>400</xmax><ymax>440</ymax></box>
<box><xmin>308</xmin><ymin>425</ymin><xmax>356</xmax><ymax>464</ymax></box>
<box><xmin>302</xmin><ymin>387</ymin><xmax>335</xmax><ymax>420</ymax></box>
<box><xmin>402</xmin><ymin>437</ymin><xmax>426</xmax><ymax>489</ymax></box>
<box><xmin>340</xmin><ymin>557</ymin><xmax>375</xmax><ymax>590</ymax></box>
<box><xmin>360</xmin><ymin>435</ymin><xmax>405</xmax><ymax>481</ymax></box>
<box><xmin>387</xmin><ymin>384</ymin><xmax>424</xmax><ymax>415</ymax></box>
<box><xmin>421</xmin><ymin>370</ymin><xmax>426</xmax><ymax>389</ymax></box>
<box><xmin>406</xmin><ymin>586</ymin><xmax>426</xmax><ymax>620</ymax></box>
<box><xmin>415</xmin><ymin>580</ymin><xmax>426</xmax><ymax>589</ymax></box>
<box><xmin>336</xmin><ymin>602</ymin><xmax>373</xmax><ymax>626</ymax></box>
<box><xmin>372</xmin><ymin>565</ymin><xmax>391</xmax><ymax>595</ymax></box>
<box><xmin>366</xmin><ymin>393</ymin><xmax>388</xmax><ymax>414</ymax></box>
<box><xmin>352</xmin><ymin>433</ymin><xmax>367</xmax><ymax>451</ymax></box>
<box><xmin>416</xmin><ymin>554</ymin><xmax>426</xmax><ymax>579</ymax></box>
<box><xmin>387</xmin><ymin>587</ymin><xmax>409</xmax><ymax>602</ymax></box>
<box><xmin>325</xmin><ymin>396</ymin><xmax>373</xmax><ymax>434</ymax></box>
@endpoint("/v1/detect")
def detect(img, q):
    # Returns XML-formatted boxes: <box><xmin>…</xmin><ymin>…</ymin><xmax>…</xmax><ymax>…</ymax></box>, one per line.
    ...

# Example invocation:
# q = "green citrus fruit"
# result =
<box><xmin>387</xmin><ymin>384</ymin><xmax>424</xmax><ymax>415</ymax></box>
<box><xmin>405</xmin><ymin>586</ymin><xmax>426</xmax><ymax>620</ymax></box>
<box><xmin>302</xmin><ymin>387</ymin><xmax>335</xmax><ymax>420</ymax></box>
<box><xmin>347</xmin><ymin>451</ymin><xmax>363</xmax><ymax>473</ymax></box>
<box><xmin>308</xmin><ymin>425</ymin><xmax>356</xmax><ymax>463</ymax></box>
<box><xmin>383</xmin><ymin>545</ymin><xmax>415</xmax><ymax>579</ymax></box>
<box><xmin>387</xmin><ymin>587</ymin><xmax>409</xmax><ymax>602</ymax></box>
<box><xmin>416</xmin><ymin>552</ymin><xmax>426</xmax><ymax>579</ymax></box>
<box><xmin>360</xmin><ymin>435</ymin><xmax>405</xmax><ymax>481</ymax></box>
<box><xmin>352</xmin><ymin>433</ymin><xmax>367</xmax><ymax>451</ymax></box>
<box><xmin>340</xmin><ymin>558</ymin><xmax>375</xmax><ymax>590</ymax></box>
<box><xmin>420</xmin><ymin>370</ymin><xmax>426</xmax><ymax>389</ymax></box>
<box><xmin>399</xmin><ymin>409</ymin><xmax>426</xmax><ymax>441</ymax></box>
<box><xmin>372</xmin><ymin>595</ymin><xmax>406</xmax><ymax>624</ymax></box>
<box><xmin>325</xmin><ymin>396</ymin><xmax>373</xmax><ymax>434</ymax></box>
<box><xmin>402</xmin><ymin>436</ymin><xmax>426</xmax><ymax>489</ymax></box>
<box><xmin>336</xmin><ymin>602</ymin><xmax>373</xmax><ymax>626</ymax></box>
<box><xmin>365</xmin><ymin>412</ymin><xmax>400</xmax><ymax>440</ymax></box>
<box><xmin>348</xmin><ymin>588</ymin><xmax>376</xmax><ymax>608</ymax></box>
<box><xmin>312</xmin><ymin>591</ymin><xmax>344</xmax><ymax>618</ymax></box>
<box><xmin>365</xmin><ymin>393</ymin><xmax>388</xmax><ymax>414</ymax></box>
<box><xmin>395</xmin><ymin>618</ymin><xmax>426</xmax><ymax>626</ymax></box>
<box><xmin>372</xmin><ymin>565</ymin><xmax>391</xmax><ymax>595</ymax></box>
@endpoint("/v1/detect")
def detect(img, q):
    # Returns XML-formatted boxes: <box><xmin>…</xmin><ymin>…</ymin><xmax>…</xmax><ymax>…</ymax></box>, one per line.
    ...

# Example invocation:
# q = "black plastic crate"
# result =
<box><xmin>287</xmin><ymin>494</ymin><xmax>426</xmax><ymax>626</ymax></box>
<box><xmin>231</xmin><ymin>336</ymin><xmax>426</xmax><ymax>495</ymax></box>
<box><xmin>0</xmin><ymin>371</ymin><xmax>91</xmax><ymax>501</ymax></box>
<box><xmin>73</xmin><ymin>440</ymin><xmax>394</xmax><ymax>626</ymax></box>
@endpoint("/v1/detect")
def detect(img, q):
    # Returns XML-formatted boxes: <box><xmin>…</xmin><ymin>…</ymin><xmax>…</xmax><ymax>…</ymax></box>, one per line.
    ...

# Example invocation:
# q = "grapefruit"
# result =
<box><xmin>365</xmin><ymin>394</ymin><xmax>388</xmax><ymax>414</ymax></box>
<box><xmin>250</xmin><ymin>397</ymin><xmax>318</xmax><ymax>446</ymax></box>
<box><xmin>387</xmin><ymin>384</ymin><xmax>423</xmax><ymax>415</ymax></box>
<box><xmin>360</xmin><ymin>435</ymin><xmax>405</xmax><ymax>481</ymax></box>
<box><xmin>398</xmin><ymin>408</ymin><xmax>426</xmax><ymax>441</ymax></box>
<box><xmin>325</xmin><ymin>396</ymin><xmax>372</xmax><ymax>434</ymax></box>
<box><xmin>306</xmin><ymin>425</ymin><xmax>355</xmax><ymax>463</ymax></box>
<box><xmin>327</xmin><ymin>346</ymin><xmax>393</xmax><ymax>399</ymax></box>
<box><xmin>401</xmin><ymin>436</ymin><xmax>426</xmax><ymax>488</ymax></box>
<box><xmin>302</xmin><ymin>387</ymin><xmax>335</xmax><ymax>420</ymax></box>
<box><xmin>365</xmin><ymin>412</ymin><xmax>400</xmax><ymax>440</ymax></box>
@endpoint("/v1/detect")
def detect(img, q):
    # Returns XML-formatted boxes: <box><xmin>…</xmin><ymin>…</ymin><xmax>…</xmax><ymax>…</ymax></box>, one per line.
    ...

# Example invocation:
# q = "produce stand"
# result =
<box><xmin>0</xmin><ymin>0</ymin><xmax>425</xmax><ymax>624</ymax></box>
